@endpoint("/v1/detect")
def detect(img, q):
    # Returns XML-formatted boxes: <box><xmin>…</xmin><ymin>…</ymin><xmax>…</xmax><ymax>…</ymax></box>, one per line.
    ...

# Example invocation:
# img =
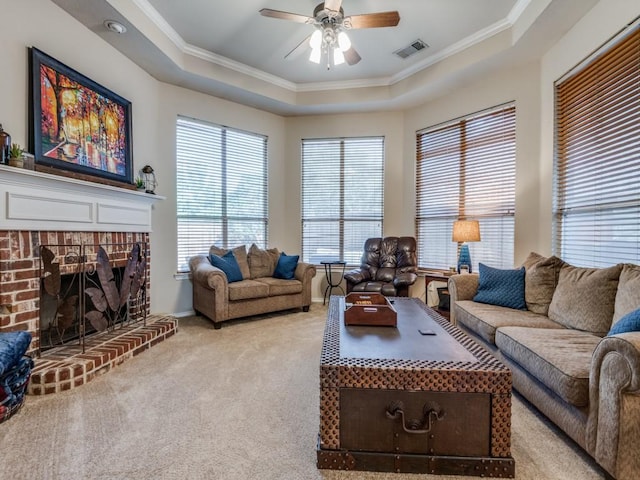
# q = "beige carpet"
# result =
<box><xmin>0</xmin><ymin>305</ymin><xmax>606</xmax><ymax>479</ymax></box>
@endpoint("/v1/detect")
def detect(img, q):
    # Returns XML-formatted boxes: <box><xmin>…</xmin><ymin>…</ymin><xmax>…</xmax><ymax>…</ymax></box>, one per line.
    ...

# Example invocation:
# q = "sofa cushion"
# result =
<box><xmin>613</xmin><ymin>263</ymin><xmax>640</xmax><ymax>325</ymax></box>
<box><xmin>548</xmin><ymin>263</ymin><xmax>622</xmax><ymax>336</ymax></box>
<box><xmin>523</xmin><ymin>255</ymin><xmax>564</xmax><ymax>315</ymax></box>
<box><xmin>248</xmin><ymin>244</ymin><xmax>280</xmax><ymax>279</ymax></box>
<box><xmin>209</xmin><ymin>251</ymin><xmax>243</xmax><ymax>283</ymax></box>
<box><xmin>608</xmin><ymin>307</ymin><xmax>640</xmax><ymax>335</ymax></box>
<box><xmin>520</xmin><ymin>251</ymin><xmax>545</xmax><ymax>269</ymax></box>
<box><xmin>473</xmin><ymin>263</ymin><xmax>526</xmax><ymax>310</ymax></box>
<box><xmin>227</xmin><ymin>279</ymin><xmax>270</xmax><ymax>301</ymax></box>
<box><xmin>495</xmin><ymin>327</ymin><xmax>601</xmax><ymax>407</ymax></box>
<box><xmin>455</xmin><ymin>300</ymin><xmax>563</xmax><ymax>346</ymax></box>
<box><xmin>273</xmin><ymin>253</ymin><xmax>299</xmax><ymax>280</ymax></box>
<box><xmin>256</xmin><ymin>277</ymin><xmax>303</xmax><ymax>296</ymax></box>
<box><xmin>210</xmin><ymin>245</ymin><xmax>250</xmax><ymax>280</ymax></box>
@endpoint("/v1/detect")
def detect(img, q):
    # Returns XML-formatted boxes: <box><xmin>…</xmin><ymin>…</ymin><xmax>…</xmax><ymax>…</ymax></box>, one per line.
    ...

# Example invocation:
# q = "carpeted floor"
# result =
<box><xmin>0</xmin><ymin>305</ymin><xmax>607</xmax><ymax>479</ymax></box>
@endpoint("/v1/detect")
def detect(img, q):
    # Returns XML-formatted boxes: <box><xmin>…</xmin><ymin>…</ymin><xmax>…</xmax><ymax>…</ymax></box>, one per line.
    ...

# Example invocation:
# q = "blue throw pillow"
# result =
<box><xmin>608</xmin><ymin>308</ymin><xmax>640</xmax><ymax>335</ymax></box>
<box><xmin>0</xmin><ymin>331</ymin><xmax>32</xmax><ymax>377</ymax></box>
<box><xmin>473</xmin><ymin>263</ymin><xmax>526</xmax><ymax>310</ymax></box>
<box><xmin>273</xmin><ymin>253</ymin><xmax>299</xmax><ymax>280</ymax></box>
<box><xmin>209</xmin><ymin>250</ymin><xmax>243</xmax><ymax>283</ymax></box>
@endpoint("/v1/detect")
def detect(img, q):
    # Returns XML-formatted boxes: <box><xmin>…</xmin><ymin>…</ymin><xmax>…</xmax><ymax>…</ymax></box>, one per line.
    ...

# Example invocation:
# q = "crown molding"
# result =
<box><xmin>129</xmin><ymin>0</ymin><xmax>531</xmax><ymax>94</ymax></box>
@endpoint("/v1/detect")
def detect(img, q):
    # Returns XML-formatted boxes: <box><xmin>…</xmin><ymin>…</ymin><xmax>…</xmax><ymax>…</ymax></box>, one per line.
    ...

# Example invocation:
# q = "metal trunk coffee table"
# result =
<box><xmin>317</xmin><ymin>297</ymin><xmax>515</xmax><ymax>477</ymax></box>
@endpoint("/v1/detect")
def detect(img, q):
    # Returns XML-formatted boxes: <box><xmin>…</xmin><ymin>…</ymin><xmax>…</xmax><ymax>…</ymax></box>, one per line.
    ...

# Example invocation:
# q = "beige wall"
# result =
<box><xmin>2</xmin><ymin>0</ymin><xmax>637</xmax><ymax>314</ymax></box>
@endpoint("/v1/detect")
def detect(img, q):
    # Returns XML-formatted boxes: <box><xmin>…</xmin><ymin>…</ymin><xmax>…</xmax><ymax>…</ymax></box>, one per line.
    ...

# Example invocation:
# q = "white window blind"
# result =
<box><xmin>554</xmin><ymin>22</ymin><xmax>640</xmax><ymax>268</ymax></box>
<box><xmin>176</xmin><ymin>117</ymin><xmax>268</xmax><ymax>272</ymax></box>
<box><xmin>416</xmin><ymin>104</ymin><xmax>516</xmax><ymax>271</ymax></box>
<box><xmin>301</xmin><ymin>137</ymin><xmax>384</xmax><ymax>265</ymax></box>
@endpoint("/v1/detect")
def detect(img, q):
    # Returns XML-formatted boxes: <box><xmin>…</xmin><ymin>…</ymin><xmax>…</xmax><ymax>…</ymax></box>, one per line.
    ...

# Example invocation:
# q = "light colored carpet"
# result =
<box><xmin>0</xmin><ymin>305</ymin><xmax>606</xmax><ymax>479</ymax></box>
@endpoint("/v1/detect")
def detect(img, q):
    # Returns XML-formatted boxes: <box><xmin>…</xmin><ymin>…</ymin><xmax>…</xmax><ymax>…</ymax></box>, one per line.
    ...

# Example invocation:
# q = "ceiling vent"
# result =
<box><xmin>394</xmin><ymin>39</ymin><xmax>429</xmax><ymax>59</ymax></box>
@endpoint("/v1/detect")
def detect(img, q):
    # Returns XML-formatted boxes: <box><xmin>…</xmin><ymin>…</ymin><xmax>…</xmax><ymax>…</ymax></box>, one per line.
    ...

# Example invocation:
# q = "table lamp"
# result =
<box><xmin>452</xmin><ymin>220</ymin><xmax>481</xmax><ymax>273</ymax></box>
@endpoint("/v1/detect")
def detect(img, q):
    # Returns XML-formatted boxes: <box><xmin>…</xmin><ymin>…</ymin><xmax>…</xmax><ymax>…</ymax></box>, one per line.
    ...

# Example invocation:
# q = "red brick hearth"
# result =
<box><xmin>28</xmin><ymin>315</ymin><xmax>177</xmax><ymax>395</ymax></box>
<box><xmin>0</xmin><ymin>230</ymin><xmax>178</xmax><ymax>395</ymax></box>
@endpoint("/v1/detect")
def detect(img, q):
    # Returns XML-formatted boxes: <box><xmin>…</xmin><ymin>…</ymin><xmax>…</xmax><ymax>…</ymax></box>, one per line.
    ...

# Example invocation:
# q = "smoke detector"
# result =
<box><xmin>394</xmin><ymin>39</ymin><xmax>429</xmax><ymax>59</ymax></box>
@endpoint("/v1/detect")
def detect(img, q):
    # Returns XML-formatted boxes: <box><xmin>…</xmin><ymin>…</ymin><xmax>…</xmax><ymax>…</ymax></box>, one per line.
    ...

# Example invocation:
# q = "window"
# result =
<box><xmin>176</xmin><ymin>117</ymin><xmax>267</xmax><ymax>272</ymax></box>
<box><xmin>554</xmin><ymin>22</ymin><xmax>640</xmax><ymax>267</ymax></box>
<box><xmin>416</xmin><ymin>104</ymin><xmax>516</xmax><ymax>271</ymax></box>
<box><xmin>301</xmin><ymin>137</ymin><xmax>384</xmax><ymax>265</ymax></box>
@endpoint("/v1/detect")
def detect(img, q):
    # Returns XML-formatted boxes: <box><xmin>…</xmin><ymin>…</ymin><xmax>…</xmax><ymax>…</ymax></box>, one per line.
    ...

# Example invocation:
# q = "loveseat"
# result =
<box><xmin>190</xmin><ymin>244</ymin><xmax>316</xmax><ymax>329</ymax></box>
<box><xmin>448</xmin><ymin>253</ymin><xmax>640</xmax><ymax>480</ymax></box>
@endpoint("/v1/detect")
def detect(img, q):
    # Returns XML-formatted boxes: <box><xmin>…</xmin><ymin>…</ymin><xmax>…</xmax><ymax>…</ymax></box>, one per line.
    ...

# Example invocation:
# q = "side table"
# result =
<box><xmin>320</xmin><ymin>261</ymin><xmax>347</xmax><ymax>305</ymax></box>
<box><xmin>418</xmin><ymin>270</ymin><xmax>454</xmax><ymax>320</ymax></box>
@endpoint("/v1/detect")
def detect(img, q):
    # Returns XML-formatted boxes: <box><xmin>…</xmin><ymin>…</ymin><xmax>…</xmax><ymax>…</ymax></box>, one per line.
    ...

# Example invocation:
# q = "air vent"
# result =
<box><xmin>394</xmin><ymin>39</ymin><xmax>429</xmax><ymax>59</ymax></box>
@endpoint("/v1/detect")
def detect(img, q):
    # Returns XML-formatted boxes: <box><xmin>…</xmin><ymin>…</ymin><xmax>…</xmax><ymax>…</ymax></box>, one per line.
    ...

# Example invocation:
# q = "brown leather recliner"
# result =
<box><xmin>344</xmin><ymin>236</ymin><xmax>418</xmax><ymax>297</ymax></box>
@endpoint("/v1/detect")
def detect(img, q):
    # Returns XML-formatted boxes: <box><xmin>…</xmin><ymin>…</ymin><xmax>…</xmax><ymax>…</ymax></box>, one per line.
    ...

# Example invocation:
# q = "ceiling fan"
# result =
<box><xmin>260</xmin><ymin>0</ymin><xmax>400</xmax><ymax>68</ymax></box>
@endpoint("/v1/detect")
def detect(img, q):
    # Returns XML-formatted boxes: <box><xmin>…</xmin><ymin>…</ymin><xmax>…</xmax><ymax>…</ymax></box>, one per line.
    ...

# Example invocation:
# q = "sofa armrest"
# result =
<box><xmin>447</xmin><ymin>274</ymin><xmax>479</xmax><ymax>325</ymax></box>
<box><xmin>294</xmin><ymin>262</ymin><xmax>317</xmax><ymax>307</ymax></box>
<box><xmin>586</xmin><ymin>332</ymin><xmax>640</xmax><ymax>479</ymax></box>
<box><xmin>190</xmin><ymin>255</ymin><xmax>228</xmax><ymax>290</ymax></box>
<box><xmin>189</xmin><ymin>255</ymin><xmax>229</xmax><ymax>325</ymax></box>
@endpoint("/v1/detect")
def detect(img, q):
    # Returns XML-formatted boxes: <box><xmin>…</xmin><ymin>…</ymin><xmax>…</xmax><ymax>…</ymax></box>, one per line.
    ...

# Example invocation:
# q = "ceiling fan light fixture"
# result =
<box><xmin>338</xmin><ymin>31</ymin><xmax>351</xmax><ymax>51</ymax></box>
<box><xmin>333</xmin><ymin>47</ymin><xmax>345</xmax><ymax>65</ymax></box>
<box><xmin>309</xmin><ymin>47</ymin><xmax>322</xmax><ymax>64</ymax></box>
<box><xmin>309</xmin><ymin>29</ymin><xmax>322</xmax><ymax>49</ymax></box>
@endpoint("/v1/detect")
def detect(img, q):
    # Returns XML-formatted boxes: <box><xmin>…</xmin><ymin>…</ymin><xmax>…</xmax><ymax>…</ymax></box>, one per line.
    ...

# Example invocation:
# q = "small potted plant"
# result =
<box><xmin>8</xmin><ymin>143</ymin><xmax>24</xmax><ymax>168</ymax></box>
<box><xmin>134</xmin><ymin>177</ymin><xmax>145</xmax><ymax>190</ymax></box>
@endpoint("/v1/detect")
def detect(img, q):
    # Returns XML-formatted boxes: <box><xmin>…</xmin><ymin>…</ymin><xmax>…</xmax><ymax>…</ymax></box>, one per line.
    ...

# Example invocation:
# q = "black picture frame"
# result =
<box><xmin>29</xmin><ymin>47</ymin><xmax>133</xmax><ymax>185</ymax></box>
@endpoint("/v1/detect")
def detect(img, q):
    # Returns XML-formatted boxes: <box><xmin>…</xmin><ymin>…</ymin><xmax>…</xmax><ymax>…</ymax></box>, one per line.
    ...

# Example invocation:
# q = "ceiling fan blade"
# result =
<box><xmin>323</xmin><ymin>0</ymin><xmax>343</xmax><ymax>12</ymax></box>
<box><xmin>347</xmin><ymin>11</ymin><xmax>400</xmax><ymax>29</ymax></box>
<box><xmin>344</xmin><ymin>47</ymin><xmax>362</xmax><ymax>66</ymax></box>
<box><xmin>284</xmin><ymin>34</ymin><xmax>312</xmax><ymax>60</ymax></box>
<box><xmin>259</xmin><ymin>8</ymin><xmax>313</xmax><ymax>24</ymax></box>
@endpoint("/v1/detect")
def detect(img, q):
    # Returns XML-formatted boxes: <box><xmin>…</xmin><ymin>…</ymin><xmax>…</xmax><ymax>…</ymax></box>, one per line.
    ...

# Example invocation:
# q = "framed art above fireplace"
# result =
<box><xmin>29</xmin><ymin>47</ymin><xmax>133</xmax><ymax>185</ymax></box>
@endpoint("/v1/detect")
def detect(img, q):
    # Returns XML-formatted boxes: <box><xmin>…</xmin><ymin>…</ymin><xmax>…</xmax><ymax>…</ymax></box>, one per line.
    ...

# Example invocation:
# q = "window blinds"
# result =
<box><xmin>301</xmin><ymin>137</ymin><xmax>384</xmax><ymax>265</ymax></box>
<box><xmin>554</xmin><ymin>22</ymin><xmax>640</xmax><ymax>267</ymax></box>
<box><xmin>416</xmin><ymin>104</ymin><xmax>516</xmax><ymax>270</ymax></box>
<box><xmin>176</xmin><ymin>117</ymin><xmax>268</xmax><ymax>272</ymax></box>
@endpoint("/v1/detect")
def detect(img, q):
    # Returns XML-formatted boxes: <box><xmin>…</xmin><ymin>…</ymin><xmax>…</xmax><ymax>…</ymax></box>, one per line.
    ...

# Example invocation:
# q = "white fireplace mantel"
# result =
<box><xmin>0</xmin><ymin>165</ymin><xmax>165</xmax><ymax>232</ymax></box>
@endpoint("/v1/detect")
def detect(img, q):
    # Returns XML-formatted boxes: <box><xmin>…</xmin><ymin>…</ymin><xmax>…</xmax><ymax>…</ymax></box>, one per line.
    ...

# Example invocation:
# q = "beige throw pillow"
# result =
<box><xmin>520</xmin><ymin>251</ymin><xmax>545</xmax><ymax>270</ymax></box>
<box><xmin>248</xmin><ymin>244</ymin><xmax>280</xmax><ymax>279</ymax></box>
<box><xmin>523</xmin><ymin>255</ymin><xmax>564</xmax><ymax>315</ymax></box>
<box><xmin>209</xmin><ymin>245</ymin><xmax>250</xmax><ymax>280</ymax></box>
<box><xmin>613</xmin><ymin>263</ymin><xmax>640</xmax><ymax>326</ymax></box>
<box><xmin>548</xmin><ymin>263</ymin><xmax>623</xmax><ymax>336</ymax></box>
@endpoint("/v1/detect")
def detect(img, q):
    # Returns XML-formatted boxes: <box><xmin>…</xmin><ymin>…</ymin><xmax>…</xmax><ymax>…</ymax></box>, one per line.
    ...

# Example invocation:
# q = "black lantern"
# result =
<box><xmin>140</xmin><ymin>165</ymin><xmax>157</xmax><ymax>194</ymax></box>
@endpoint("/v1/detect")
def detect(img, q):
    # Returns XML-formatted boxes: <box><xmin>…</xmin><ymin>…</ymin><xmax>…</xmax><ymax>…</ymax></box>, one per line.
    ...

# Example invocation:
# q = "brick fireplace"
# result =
<box><xmin>0</xmin><ymin>165</ymin><xmax>177</xmax><ymax>394</ymax></box>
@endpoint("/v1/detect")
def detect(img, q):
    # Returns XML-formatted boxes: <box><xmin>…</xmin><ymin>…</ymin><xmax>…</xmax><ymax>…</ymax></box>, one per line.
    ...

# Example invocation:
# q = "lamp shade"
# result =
<box><xmin>452</xmin><ymin>220</ymin><xmax>481</xmax><ymax>243</ymax></box>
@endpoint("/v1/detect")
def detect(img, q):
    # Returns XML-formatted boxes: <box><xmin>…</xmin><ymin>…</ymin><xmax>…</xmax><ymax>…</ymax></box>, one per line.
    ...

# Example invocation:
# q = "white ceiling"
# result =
<box><xmin>50</xmin><ymin>0</ymin><xmax>598</xmax><ymax>116</ymax></box>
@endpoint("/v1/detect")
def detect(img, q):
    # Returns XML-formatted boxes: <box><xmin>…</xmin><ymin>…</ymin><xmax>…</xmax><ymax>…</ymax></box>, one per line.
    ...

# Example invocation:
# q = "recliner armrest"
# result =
<box><xmin>394</xmin><ymin>272</ymin><xmax>417</xmax><ymax>288</ymax></box>
<box><xmin>344</xmin><ymin>268</ymin><xmax>370</xmax><ymax>285</ymax></box>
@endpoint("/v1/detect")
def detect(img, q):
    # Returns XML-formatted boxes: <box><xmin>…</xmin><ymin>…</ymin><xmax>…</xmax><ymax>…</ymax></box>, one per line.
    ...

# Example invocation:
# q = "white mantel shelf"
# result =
<box><xmin>0</xmin><ymin>164</ymin><xmax>165</xmax><ymax>233</ymax></box>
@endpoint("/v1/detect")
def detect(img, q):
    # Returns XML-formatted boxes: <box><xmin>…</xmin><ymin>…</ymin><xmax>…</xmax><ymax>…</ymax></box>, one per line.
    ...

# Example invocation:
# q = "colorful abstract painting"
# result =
<box><xmin>30</xmin><ymin>48</ymin><xmax>132</xmax><ymax>184</ymax></box>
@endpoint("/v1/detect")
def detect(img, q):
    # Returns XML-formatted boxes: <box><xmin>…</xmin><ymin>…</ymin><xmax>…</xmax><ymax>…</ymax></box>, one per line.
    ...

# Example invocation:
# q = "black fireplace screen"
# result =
<box><xmin>39</xmin><ymin>242</ymin><xmax>148</xmax><ymax>353</ymax></box>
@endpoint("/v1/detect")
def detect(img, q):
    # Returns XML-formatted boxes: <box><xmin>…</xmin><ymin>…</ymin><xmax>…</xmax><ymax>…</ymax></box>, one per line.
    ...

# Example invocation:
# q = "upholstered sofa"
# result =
<box><xmin>190</xmin><ymin>244</ymin><xmax>316</xmax><ymax>329</ymax></box>
<box><xmin>344</xmin><ymin>236</ymin><xmax>418</xmax><ymax>296</ymax></box>
<box><xmin>448</xmin><ymin>253</ymin><xmax>640</xmax><ymax>480</ymax></box>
